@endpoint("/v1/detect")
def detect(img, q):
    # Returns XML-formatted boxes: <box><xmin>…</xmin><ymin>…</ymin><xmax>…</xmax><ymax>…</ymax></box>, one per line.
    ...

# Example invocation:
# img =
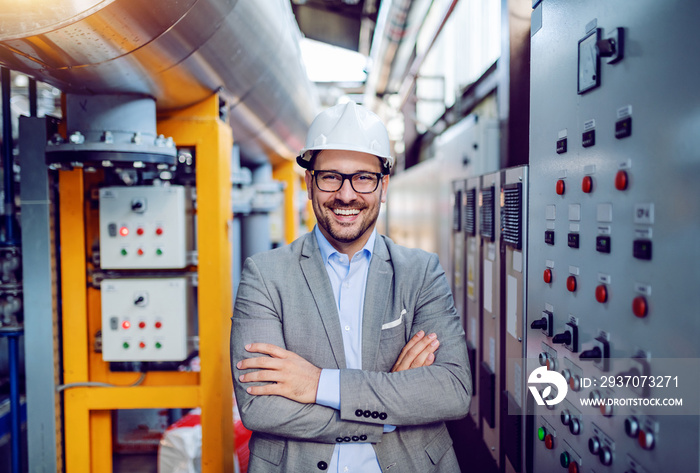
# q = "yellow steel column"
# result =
<box><xmin>158</xmin><ymin>94</ymin><xmax>234</xmax><ymax>473</ymax></box>
<box><xmin>272</xmin><ymin>160</ymin><xmax>300</xmax><ymax>244</ymax></box>
<box><xmin>59</xmin><ymin>168</ymin><xmax>94</xmax><ymax>472</ymax></box>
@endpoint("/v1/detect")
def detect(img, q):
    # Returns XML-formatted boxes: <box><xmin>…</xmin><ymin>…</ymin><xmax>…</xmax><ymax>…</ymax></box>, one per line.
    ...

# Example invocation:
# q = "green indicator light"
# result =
<box><xmin>560</xmin><ymin>451</ymin><xmax>570</xmax><ymax>468</ymax></box>
<box><xmin>156</xmin><ymin>248</ymin><xmax>163</xmax><ymax>256</ymax></box>
<box><xmin>155</xmin><ymin>342</ymin><xmax>162</xmax><ymax>349</ymax></box>
<box><xmin>538</xmin><ymin>427</ymin><xmax>546</xmax><ymax>441</ymax></box>
<box><xmin>120</xmin><ymin>248</ymin><xmax>128</xmax><ymax>256</ymax></box>
<box><xmin>123</xmin><ymin>342</ymin><xmax>129</xmax><ymax>349</ymax></box>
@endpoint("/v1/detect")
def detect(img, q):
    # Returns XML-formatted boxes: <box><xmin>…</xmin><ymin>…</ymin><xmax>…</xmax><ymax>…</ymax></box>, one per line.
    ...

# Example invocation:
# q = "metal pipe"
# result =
<box><xmin>397</xmin><ymin>0</ymin><xmax>460</xmax><ymax>111</ymax></box>
<box><xmin>1</xmin><ymin>67</ymin><xmax>15</xmax><ymax>245</ymax></box>
<box><xmin>1</xmin><ymin>329</ymin><xmax>24</xmax><ymax>473</ymax></box>
<box><xmin>0</xmin><ymin>0</ymin><xmax>319</xmax><ymax>163</ymax></box>
<box><xmin>28</xmin><ymin>78</ymin><xmax>37</xmax><ymax>117</ymax></box>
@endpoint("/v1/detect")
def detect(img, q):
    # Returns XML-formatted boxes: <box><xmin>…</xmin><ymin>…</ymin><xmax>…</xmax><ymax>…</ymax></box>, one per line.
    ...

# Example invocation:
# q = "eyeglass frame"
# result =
<box><xmin>311</xmin><ymin>170</ymin><xmax>385</xmax><ymax>194</ymax></box>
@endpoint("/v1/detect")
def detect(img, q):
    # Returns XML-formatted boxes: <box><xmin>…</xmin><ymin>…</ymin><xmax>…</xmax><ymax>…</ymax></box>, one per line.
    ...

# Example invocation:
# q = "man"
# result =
<box><xmin>231</xmin><ymin>101</ymin><xmax>471</xmax><ymax>472</ymax></box>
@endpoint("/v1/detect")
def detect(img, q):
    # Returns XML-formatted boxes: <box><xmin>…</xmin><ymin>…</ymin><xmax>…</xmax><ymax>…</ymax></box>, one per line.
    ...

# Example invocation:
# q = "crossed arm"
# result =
<box><xmin>237</xmin><ymin>329</ymin><xmax>441</xmax><ymax>403</ymax></box>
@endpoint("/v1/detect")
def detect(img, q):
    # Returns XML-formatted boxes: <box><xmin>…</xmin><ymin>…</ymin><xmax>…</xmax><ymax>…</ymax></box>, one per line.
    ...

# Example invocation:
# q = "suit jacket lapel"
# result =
<box><xmin>362</xmin><ymin>235</ymin><xmax>393</xmax><ymax>371</ymax></box>
<box><xmin>299</xmin><ymin>232</ymin><xmax>347</xmax><ymax>369</ymax></box>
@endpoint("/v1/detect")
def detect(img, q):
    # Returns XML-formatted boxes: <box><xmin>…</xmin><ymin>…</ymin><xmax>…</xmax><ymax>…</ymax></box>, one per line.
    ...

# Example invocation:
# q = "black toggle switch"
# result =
<box><xmin>552</xmin><ymin>322</ymin><xmax>579</xmax><ymax>352</ymax></box>
<box><xmin>531</xmin><ymin>318</ymin><xmax>547</xmax><ymax>330</ymax></box>
<box><xmin>596</xmin><ymin>38</ymin><xmax>616</xmax><ymax>57</ymax></box>
<box><xmin>579</xmin><ymin>346</ymin><xmax>602</xmax><ymax>362</ymax></box>
<box><xmin>531</xmin><ymin>310</ymin><xmax>553</xmax><ymax>337</ymax></box>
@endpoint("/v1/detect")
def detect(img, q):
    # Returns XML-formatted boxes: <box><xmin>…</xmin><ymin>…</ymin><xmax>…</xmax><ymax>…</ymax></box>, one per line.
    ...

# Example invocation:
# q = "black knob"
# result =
<box><xmin>131</xmin><ymin>201</ymin><xmax>144</xmax><ymax>211</ymax></box>
<box><xmin>552</xmin><ymin>331</ymin><xmax>571</xmax><ymax>345</ymax></box>
<box><xmin>134</xmin><ymin>296</ymin><xmax>145</xmax><ymax>305</ymax></box>
<box><xmin>596</xmin><ymin>38</ymin><xmax>616</xmax><ymax>57</ymax></box>
<box><xmin>580</xmin><ymin>346</ymin><xmax>602</xmax><ymax>361</ymax></box>
<box><xmin>530</xmin><ymin>317</ymin><xmax>547</xmax><ymax>330</ymax></box>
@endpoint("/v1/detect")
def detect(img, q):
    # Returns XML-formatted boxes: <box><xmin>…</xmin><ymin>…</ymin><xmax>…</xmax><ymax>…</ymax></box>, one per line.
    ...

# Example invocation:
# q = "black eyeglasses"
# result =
<box><xmin>312</xmin><ymin>170</ymin><xmax>384</xmax><ymax>194</ymax></box>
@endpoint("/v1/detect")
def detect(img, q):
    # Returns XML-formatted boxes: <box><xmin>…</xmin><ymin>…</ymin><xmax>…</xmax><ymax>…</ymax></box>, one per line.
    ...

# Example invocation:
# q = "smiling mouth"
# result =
<box><xmin>333</xmin><ymin>208</ymin><xmax>360</xmax><ymax>216</ymax></box>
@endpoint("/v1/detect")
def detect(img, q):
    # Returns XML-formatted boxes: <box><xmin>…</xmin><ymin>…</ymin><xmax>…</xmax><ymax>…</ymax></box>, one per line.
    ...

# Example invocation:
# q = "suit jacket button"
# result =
<box><xmin>343</xmin><ymin>437</ymin><xmax>351</xmax><ymax>442</ymax></box>
<box><xmin>355</xmin><ymin>409</ymin><xmax>363</xmax><ymax>417</ymax></box>
<box><xmin>363</xmin><ymin>410</ymin><xmax>372</xmax><ymax>418</ymax></box>
<box><xmin>360</xmin><ymin>435</ymin><xmax>367</xmax><ymax>441</ymax></box>
<box><xmin>379</xmin><ymin>412</ymin><xmax>388</xmax><ymax>420</ymax></box>
<box><xmin>371</xmin><ymin>411</ymin><xmax>379</xmax><ymax>418</ymax></box>
<box><xmin>352</xmin><ymin>436</ymin><xmax>359</xmax><ymax>442</ymax></box>
<box><xmin>317</xmin><ymin>461</ymin><xmax>328</xmax><ymax>470</ymax></box>
<box><xmin>336</xmin><ymin>437</ymin><xmax>343</xmax><ymax>443</ymax></box>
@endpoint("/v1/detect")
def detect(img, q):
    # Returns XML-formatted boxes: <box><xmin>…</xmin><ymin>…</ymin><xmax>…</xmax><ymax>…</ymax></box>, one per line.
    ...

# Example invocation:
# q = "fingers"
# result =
<box><xmin>244</xmin><ymin>343</ymin><xmax>289</xmax><ymax>358</ymax></box>
<box><xmin>391</xmin><ymin>331</ymin><xmax>439</xmax><ymax>372</ymax></box>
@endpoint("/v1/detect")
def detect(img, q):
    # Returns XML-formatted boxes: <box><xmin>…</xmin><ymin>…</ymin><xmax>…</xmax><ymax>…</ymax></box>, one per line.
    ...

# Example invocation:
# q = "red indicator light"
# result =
<box><xmin>122</xmin><ymin>320</ymin><xmax>131</xmax><ymax>329</ymax></box>
<box><xmin>595</xmin><ymin>285</ymin><xmax>608</xmax><ymax>303</ymax></box>
<box><xmin>544</xmin><ymin>434</ymin><xmax>554</xmax><ymax>450</ymax></box>
<box><xmin>138</xmin><ymin>321</ymin><xmax>146</xmax><ymax>329</ymax></box>
<box><xmin>615</xmin><ymin>170</ymin><xmax>628</xmax><ymax>190</ymax></box>
<box><xmin>633</xmin><ymin>296</ymin><xmax>648</xmax><ymax>318</ymax></box>
<box><xmin>155</xmin><ymin>227</ymin><xmax>163</xmax><ymax>236</ymax></box>
<box><xmin>544</xmin><ymin>268</ymin><xmax>553</xmax><ymax>284</ymax></box>
<box><xmin>556</xmin><ymin>180</ymin><xmax>565</xmax><ymax>195</ymax></box>
<box><xmin>582</xmin><ymin>176</ymin><xmax>593</xmax><ymax>193</ymax></box>
<box><xmin>567</xmin><ymin>275</ymin><xmax>577</xmax><ymax>292</ymax></box>
<box><xmin>119</xmin><ymin>226</ymin><xmax>129</xmax><ymax>237</ymax></box>
<box><xmin>155</xmin><ymin>321</ymin><xmax>162</xmax><ymax>329</ymax></box>
<box><xmin>136</xmin><ymin>227</ymin><xmax>144</xmax><ymax>236</ymax></box>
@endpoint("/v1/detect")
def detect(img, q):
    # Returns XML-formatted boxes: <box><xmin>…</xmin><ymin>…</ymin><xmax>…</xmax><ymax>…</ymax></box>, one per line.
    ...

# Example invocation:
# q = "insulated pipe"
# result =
<box><xmin>1</xmin><ymin>67</ymin><xmax>15</xmax><ymax>245</ymax></box>
<box><xmin>0</xmin><ymin>0</ymin><xmax>319</xmax><ymax>163</ymax></box>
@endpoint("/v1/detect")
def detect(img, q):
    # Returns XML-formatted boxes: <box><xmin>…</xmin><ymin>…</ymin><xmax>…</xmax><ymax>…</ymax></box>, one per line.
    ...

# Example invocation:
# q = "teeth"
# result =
<box><xmin>334</xmin><ymin>208</ymin><xmax>360</xmax><ymax>216</ymax></box>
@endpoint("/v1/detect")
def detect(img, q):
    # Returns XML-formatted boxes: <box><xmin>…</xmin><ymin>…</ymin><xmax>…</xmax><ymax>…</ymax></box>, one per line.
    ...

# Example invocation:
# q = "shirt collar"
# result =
<box><xmin>314</xmin><ymin>225</ymin><xmax>376</xmax><ymax>264</ymax></box>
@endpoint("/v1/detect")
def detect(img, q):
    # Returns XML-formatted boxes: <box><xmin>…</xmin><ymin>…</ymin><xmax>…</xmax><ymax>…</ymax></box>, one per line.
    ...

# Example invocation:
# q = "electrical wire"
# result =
<box><xmin>55</xmin><ymin>371</ymin><xmax>147</xmax><ymax>393</ymax></box>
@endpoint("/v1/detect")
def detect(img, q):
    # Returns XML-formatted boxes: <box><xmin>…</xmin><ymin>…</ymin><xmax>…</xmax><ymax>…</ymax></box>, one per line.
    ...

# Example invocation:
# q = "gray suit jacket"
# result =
<box><xmin>231</xmin><ymin>232</ymin><xmax>472</xmax><ymax>472</ymax></box>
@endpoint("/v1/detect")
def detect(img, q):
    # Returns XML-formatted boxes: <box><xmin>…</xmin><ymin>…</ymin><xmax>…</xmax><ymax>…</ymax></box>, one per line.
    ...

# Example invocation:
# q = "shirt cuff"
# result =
<box><xmin>383</xmin><ymin>424</ymin><xmax>396</xmax><ymax>433</ymax></box>
<box><xmin>316</xmin><ymin>369</ymin><xmax>341</xmax><ymax>410</ymax></box>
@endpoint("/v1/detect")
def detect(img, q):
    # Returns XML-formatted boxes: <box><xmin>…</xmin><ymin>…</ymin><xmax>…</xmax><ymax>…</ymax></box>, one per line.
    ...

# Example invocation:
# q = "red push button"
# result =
<box><xmin>556</xmin><ymin>180</ymin><xmax>566</xmax><ymax>195</ymax></box>
<box><xmin>136</xmin><ymin>227</ymin><xmax>144</xmax><ymax>236</ymax></box>
<box><xmin>638</xmin><ymin>429</ymin><xmax>655</xmax><ymax>450</ymax></box>
<box><xmin>139</xmin><ymin>341</ymin><xmax>146</xmax><ymax>349</ymax></box>
<box><xmin>155</xmin><ymin>321</ymin><xmax>162</xmax><ymax>329</ymax></box>
<box><xmin>595</xmin><ymin>285</ymin><xmax>608</xmax><ymax>303</ymax></box>
<box><xmin>155</xmin><ymin>227</ymin><xmax>164</xmax><ymax>235</ymax></box>
<box><xmin>582</xmin><ymin>176</ymin><xmax>593</xmax><ymax>193</ymax></box>
<box><xmin>567</xmin><ymin>275</ymin><xmax>577</xmax><ymax>292</ymax></box>
<box><xmin>615</xmin><ymin>170</ymin><xmax>628</xmax><ymax>190</ymax></box>
<box><xmin>544</xmin><ymin>434</ymin><xmax>555</xmax><ymax>450</ymax></box>
<box><xmin>137</xmin><ymin>248</ymin><xmax>144</xmax><ymax>256</ymax></box>
<box><xmin>568</xmin><ymin>460</ymin><xmax>579</xmax><ymax>473</ymax></box>
<box><xmin>138</xmin><ymin>321</ymin><xmax>146</xmax><ymax>329</ymax></box>
<box><xmin>544</xmin><ymin>268</ymin><xmax>553</xmax><ymax>284</ymax></box>
<box><xmin>633</xmin><ymin>296</ymin><xmax>648</xmax><ymax>318</ymax></box>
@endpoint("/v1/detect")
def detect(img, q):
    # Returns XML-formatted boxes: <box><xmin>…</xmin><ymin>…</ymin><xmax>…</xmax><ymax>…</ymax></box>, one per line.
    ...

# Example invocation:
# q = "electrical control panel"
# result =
<box><xmin>100</xmin><ymin>277</ymin><xmax>195</xmax><ymax>362</ymax></box>
<box><xmin>527</xmin><ymin>1</ymin><xmax>700</xmax><ymax>472</ymax></box>
<box><xmin>99</xmin><ymin>185</ymin><xmax>193</xmax><ymax>269</ymax></box>
<box><xmin>451</xmin><ymin>180</ymin><xmax>466</xmax><ymax>327</ymax></box>
<box><xmin>480</xmin><ymin>171</ymin><xmax>502</xmax><ymax>465</ymax></box>
<box><xmin>464</xmin><ymin>176</ymin><xmax>482</xmax><ymax>426</ymax></box>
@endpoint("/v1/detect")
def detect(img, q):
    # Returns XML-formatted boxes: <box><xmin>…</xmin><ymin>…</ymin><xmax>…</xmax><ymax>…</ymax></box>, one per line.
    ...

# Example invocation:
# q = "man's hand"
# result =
<box><xmin>237</xmin><ymin>343</ymin><xmax>322</xmax><ymax>404</ymax></box>
<box><xmin>391</xmin><ymin>330</ymin><xmax>440</xmax><ymax>372</ymax></box>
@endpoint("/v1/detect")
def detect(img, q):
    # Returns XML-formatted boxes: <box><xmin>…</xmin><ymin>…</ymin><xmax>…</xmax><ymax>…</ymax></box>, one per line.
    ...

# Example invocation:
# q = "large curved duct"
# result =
<box><xmin>0</xmin><ymin>0</ymin><xmax>319</xmax><ymax>164</ymax></box>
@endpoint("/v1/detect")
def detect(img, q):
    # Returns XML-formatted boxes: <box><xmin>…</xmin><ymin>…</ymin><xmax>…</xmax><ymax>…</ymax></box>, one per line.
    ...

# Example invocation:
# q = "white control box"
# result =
<box><xmin>101</xmin><ymin>277</ymin><xmax>195</xmax><ymax>362</ymax></box>
<box><xmin>99</xmin><ymin>185</ymin><xmax>193</xmax><ymax>269</ymax></box>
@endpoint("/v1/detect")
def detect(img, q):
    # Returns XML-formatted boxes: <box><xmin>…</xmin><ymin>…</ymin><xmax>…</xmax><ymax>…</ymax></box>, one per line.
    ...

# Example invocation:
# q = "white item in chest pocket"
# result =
<box><xmin>381</xmin><ymin>309</ymin><xmax>406</xmax><ymax>330</ymax></box>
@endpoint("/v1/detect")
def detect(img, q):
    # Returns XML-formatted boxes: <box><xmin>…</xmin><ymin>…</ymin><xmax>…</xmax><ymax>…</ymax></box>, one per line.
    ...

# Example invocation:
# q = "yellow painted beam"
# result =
<box><xmin>64</xmin><ymin>386</ymin><xmax>201</xmax><ymax>409</ymax></box>
<box><xmin>273</xmin><ymin>160</ymin><xmax>300</xmax><ymax>244</ymax></box>
<box><xmin>91</xmin><ymin>411</ymin><xmax>112</xmax><ymax>473</ymax></box>
<box><xmin>158</xmin><ymin>94</ymin><xmax>234</xmax><ymax>473</ymax></box>
<box><xmin>59</xmin><ymin>169</ymin><xmax>89</xmax><ymax>384</ymax></box>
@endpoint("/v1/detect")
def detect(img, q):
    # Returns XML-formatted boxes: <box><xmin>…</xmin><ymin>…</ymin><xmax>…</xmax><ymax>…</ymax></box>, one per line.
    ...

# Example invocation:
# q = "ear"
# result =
<box><xmin>304</xmin><ymin>170</ymin><xmax>313</xmax><ymax>200</ymax></box>
<box><xmin>380</xmin><ymin>174</ymin><xmax>389</xmax><ymax>203</ymax></box>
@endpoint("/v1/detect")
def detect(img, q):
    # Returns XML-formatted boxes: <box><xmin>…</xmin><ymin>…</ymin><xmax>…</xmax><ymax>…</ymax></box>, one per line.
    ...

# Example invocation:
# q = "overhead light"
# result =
<box><xmin>300</xmin><ymin>38</ymin><xmax>368</xmax><ymax>83</ymax></box>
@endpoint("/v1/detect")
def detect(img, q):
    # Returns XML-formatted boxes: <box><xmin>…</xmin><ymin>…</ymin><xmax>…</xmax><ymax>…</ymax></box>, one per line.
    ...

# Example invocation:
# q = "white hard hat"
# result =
<box><xmin>297</xmin><ymin>101</ymin><xmax>393</xmax><ymax>173</ymax></box>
